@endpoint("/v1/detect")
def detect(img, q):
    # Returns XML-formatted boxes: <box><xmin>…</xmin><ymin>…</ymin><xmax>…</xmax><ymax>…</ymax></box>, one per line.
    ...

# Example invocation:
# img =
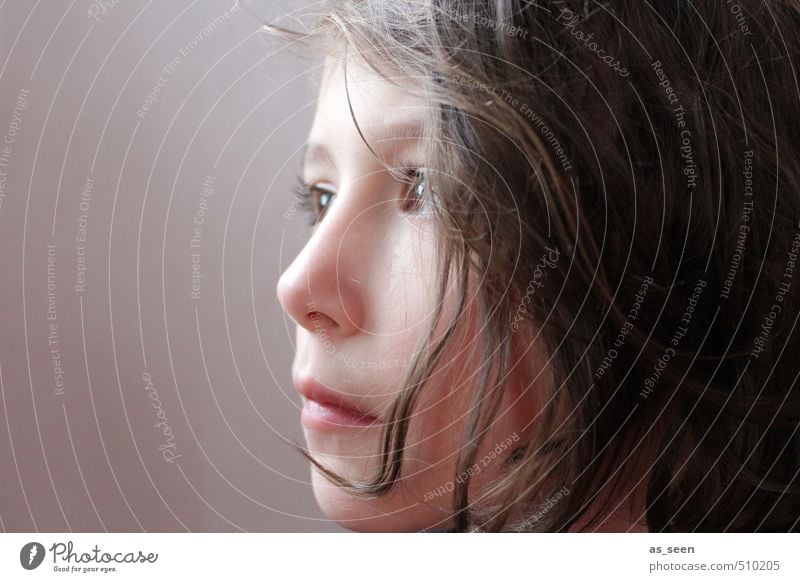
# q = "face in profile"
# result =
<box><xmin>276</xmin><ymin>56</ymin><xmax>537</xmax><ymax>532</ymax></box>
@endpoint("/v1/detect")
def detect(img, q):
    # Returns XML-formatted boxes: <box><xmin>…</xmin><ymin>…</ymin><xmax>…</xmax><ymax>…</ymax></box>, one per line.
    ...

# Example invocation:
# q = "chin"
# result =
<box><xmin>309</xmin><ymin>466</ymin><xmax>452</xmax><ymax>532</ymax></box>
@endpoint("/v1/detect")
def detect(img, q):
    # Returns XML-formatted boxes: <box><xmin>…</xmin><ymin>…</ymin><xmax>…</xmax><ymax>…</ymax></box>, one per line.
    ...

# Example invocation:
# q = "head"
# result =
<box><xmin>275</xmin><ymin>0</ymin><xmax>800</xmax><ymax>532</ymax></box>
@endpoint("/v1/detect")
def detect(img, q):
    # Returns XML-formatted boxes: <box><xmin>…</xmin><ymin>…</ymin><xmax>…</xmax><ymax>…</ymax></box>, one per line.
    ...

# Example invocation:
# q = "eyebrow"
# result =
<box><xmin>302</xmin><ymin>143</ymin><xmax>334</xmax><ymax>170</ymax></box>
<box><xmin>377</xmin><ymin>118</ymin><xmax>424</xmax><ymax>142</ymax></box>
<box><xmin>302</xmin><ymin>119</ymin><xmax>424</xmax><ymax>170</ymax></box>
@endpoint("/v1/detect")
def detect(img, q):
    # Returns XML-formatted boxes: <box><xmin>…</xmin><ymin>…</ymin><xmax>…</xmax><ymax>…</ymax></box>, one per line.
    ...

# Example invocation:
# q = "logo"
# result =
<box><xmin>20</xmin><ymin>542</ymin><xmax>46</xmax><ymax>570</ymax></box>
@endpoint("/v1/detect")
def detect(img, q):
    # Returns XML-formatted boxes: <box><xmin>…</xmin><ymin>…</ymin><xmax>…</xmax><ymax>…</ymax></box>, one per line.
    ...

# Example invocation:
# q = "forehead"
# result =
<box><xmin>310</xmin><ymin>55</ymin><xmax>428</xmax><ymax>149</ymax></box>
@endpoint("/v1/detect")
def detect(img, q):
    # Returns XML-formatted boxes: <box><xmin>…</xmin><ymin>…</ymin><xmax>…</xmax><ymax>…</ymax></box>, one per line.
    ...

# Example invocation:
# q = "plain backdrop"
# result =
<box><xmin>0</xmin><ymin>0</ymin><xmax>343</xmax><ymax>532</ymax></box>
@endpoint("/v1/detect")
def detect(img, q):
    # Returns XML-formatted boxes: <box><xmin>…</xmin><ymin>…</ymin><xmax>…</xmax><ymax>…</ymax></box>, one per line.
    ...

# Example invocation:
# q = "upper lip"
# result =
<box><xmin>292</xmin><ymin>371</ymin><xmax>381</xmax><ymax>420</ymax></box>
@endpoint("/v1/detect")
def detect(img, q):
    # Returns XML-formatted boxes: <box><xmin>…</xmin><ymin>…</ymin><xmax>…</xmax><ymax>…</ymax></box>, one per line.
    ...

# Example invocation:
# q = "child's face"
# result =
<box><xmin>277</xmin><ymin>56</ymin><xmax>538</xmax><ymax>531</ymax></box>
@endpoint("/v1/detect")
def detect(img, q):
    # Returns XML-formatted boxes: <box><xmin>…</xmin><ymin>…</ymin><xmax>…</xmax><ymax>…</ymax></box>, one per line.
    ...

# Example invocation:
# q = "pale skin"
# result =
<box><xmin>277</xmin><ymin>54</ymin><xmax>649</xmax><ymax>532</ymax></box>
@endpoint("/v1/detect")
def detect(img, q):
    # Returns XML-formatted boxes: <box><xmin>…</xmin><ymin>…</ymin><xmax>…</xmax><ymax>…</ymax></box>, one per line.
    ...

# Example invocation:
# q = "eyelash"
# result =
<box><xmin>295</xmin><ymin>169</ymin><xmax>431</xmax><ymax>226</ymax></box>
<box><xmin>294</xmin><ymin>176</ymin><xmax>331</xmax><ymax>226</ymax></box>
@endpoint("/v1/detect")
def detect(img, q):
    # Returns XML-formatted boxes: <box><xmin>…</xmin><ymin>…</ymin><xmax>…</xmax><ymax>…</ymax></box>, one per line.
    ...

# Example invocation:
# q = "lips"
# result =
<box><xmin>293</xmin><ymin>372</ymin><xmax>381</xmax><ymax>430</ymax></box>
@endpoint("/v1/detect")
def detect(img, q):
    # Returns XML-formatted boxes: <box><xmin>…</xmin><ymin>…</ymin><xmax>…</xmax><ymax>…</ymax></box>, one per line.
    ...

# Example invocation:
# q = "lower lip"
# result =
<box><xmin>300</xmin><ymin>399</ymin><xmax>381</xmax><ymax>430</ymax></box>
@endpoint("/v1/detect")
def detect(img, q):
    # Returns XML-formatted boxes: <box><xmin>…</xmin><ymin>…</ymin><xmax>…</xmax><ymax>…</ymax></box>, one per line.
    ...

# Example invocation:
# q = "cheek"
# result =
<box><xmin>404</xmin><ymin>288</ymin><xmax>546</xmax><ymax>499</ymax></box>
<box><xmin>399</xmin><ymin>303</ymin><xmax>485</xmax><ymax>495</ymax></box>
<box><xmin>383</xmin><ymin>218</ymin><xmax>439</xmax><ymax>318</ymax></box>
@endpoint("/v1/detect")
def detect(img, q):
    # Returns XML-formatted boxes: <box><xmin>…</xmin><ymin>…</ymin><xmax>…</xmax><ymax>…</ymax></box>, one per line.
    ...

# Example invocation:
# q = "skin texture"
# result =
<box><xmin>277</xmin><ymin>56</ymin><xmax>539</xmax><ymax>532</ymax></box>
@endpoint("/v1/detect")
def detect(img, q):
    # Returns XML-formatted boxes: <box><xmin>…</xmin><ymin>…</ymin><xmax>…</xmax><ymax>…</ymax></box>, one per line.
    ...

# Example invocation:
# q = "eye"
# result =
<box><xmin>401</xmin><ymin>168</ymin><xmax>435</xmax><ymax>217</ymax></box>
<box><xmin>295</xmin><ymin>176</ymin><xmax>336</xmax><ymax>225</ymax></box>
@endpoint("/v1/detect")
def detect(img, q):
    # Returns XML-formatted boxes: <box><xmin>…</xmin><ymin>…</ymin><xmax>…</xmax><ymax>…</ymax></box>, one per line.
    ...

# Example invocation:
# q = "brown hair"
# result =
<box><xmin>270</xmin><ymin>0</ymin><xmax>800</xmax><ymax>531</ymax></box>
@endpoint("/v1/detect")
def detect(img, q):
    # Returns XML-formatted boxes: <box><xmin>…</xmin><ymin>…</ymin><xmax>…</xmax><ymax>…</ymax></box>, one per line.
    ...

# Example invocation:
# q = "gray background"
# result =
<box><xmin>0</xmin><ymin>0</ymin><xmax>340</xmax><ymax>531</ymax></box>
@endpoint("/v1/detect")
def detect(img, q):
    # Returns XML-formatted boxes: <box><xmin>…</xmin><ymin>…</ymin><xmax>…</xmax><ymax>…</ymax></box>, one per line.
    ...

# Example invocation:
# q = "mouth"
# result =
<box><xmin>293</xmin><ymin>372</ymin><xmax>382</xmax><ymax>430</ymax></box>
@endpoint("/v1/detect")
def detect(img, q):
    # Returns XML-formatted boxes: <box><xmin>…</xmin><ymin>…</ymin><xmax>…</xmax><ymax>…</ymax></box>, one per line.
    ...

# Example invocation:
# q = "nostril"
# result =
<box><xmin>307</xmin><ymin>310</ymin><xmax>337</xmax><ymax>330</ymax></box>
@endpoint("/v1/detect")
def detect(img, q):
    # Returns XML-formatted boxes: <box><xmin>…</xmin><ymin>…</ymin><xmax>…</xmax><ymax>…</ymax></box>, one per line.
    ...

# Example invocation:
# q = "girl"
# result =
<box><xmin>274</xmin><ymin>0</ymin><xmax>800</xmax><ymax>532</ymax></box>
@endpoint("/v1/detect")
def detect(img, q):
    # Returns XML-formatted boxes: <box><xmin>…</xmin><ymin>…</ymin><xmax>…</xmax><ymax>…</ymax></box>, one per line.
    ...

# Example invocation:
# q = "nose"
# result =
<box><xmin>276</xmin><ymin>210</ymin><xmax>368</xmax><ymax>339</ymax></box>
